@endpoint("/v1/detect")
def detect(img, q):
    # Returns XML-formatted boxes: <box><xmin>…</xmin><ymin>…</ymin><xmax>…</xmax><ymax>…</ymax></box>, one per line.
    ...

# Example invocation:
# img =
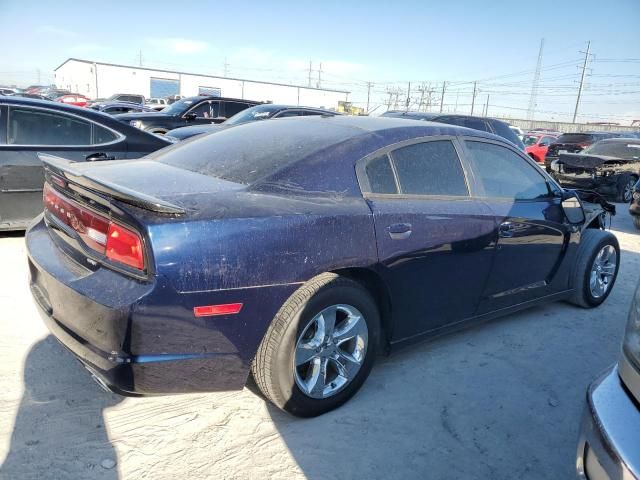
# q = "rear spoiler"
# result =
<box><xmin>38</xmin><ymin>153</ymin><xmax>186</xmax><ymax>215</ymax></box>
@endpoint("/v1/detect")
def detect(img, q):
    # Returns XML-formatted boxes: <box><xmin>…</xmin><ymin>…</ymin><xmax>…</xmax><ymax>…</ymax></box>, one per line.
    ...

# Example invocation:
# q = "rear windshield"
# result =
<box><xmin>151</xmin><ymin>119</ymin><xmax>356</xmax><ymax>184</ymax></box>
<box><xmin>556</xmin><ymin>133</ymin><xmax>594</xmax><ymax>144</ymax></box>
<box><xmin>490</xmin><ymin>120</ymin><xmax>525</xmax><ymax>150</ymax></box>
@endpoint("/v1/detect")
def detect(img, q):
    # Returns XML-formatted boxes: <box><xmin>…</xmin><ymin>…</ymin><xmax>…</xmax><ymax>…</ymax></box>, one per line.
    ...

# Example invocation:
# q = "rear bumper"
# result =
<box><xmin>576</xmin><ymin>365</ymin><xmax>640</xmax><ymax>479</ymax></box>
<box><xmin>26</xmin><ymin>217</ymin><xmax>299</xmax><ymax>396</ymax></box>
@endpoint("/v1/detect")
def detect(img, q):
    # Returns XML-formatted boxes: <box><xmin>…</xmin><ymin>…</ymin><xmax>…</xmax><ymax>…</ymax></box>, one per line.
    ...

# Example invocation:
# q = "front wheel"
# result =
<box><xmin>568</xmin><ymin>229</ymin><xmax>620</xmax><ymax>308</ymax></box>
<box><xmin>252</xmin><ymin>273</ymin><xmax>380</xmax><ymax>417</ymax></box>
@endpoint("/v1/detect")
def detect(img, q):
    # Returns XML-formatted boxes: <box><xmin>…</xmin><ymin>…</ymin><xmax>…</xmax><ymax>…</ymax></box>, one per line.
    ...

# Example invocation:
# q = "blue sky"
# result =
<box><xmin>1</xmin><ymin>0</ymin><xmax>639</xmax><ymax>123</ymax></box>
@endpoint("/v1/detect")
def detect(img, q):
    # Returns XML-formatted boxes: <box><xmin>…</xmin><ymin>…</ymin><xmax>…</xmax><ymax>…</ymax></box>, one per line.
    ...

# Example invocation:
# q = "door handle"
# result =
<box><xmin>498</xmin><ymin>222</ymin><xmax>515</xmax><ymax>238</ymax></box>
<box><xmin>86</xmin><ymin>152</ymin><xmax>116</xmax><ymax>162</ymax></box>
<box><xmin>387</xmin><ymin>223</ymin><xmax>412</xmax><ymax>240</ymax></box>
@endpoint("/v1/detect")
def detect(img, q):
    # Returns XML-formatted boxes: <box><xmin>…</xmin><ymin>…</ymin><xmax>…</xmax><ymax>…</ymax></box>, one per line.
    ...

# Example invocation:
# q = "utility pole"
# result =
<box><xmin>138</xmin><ymin>50</ymin><xmax>143</xmax><ymax>67</ymax></box>
<box><xmin>527</xmin><ymin>38</ymin><xmax>545</xmax><ymax>121</ymax></box>
<box><xmin>573</xmin><ymin>40</ymin><xmax>591</xmax><ymax>124</ymax></box>
<box><xmin>405</xmin><ymin>82</ymin><xmax>411</xmax><ymax>109</ymax></box>
<box><xmin>386</xmin><ymin>88</ymin><xmax>393</xmax><ymax>110</ymax></box>
<box><xmin>366</xmin><ymin>82</ymin><xmax>373</xmax><ymax>113</ymax></box>
<box><xmin>317</xmin><ymin>62</ymin><xmax>322</xmax><ymax>88</ymax></box>
<box><xmin>223</xmin><ymin>58</ymin><xmax>230</xmax><ymax>77</ymax></box>
<box><xmin>470</xmin><ymin>81</ymin><xmax>477</xmax><ymax>115</ymax></box>
<box><xmin>439</xmin><ymin>81</ymin><xmax>446</xmax><ymax>113</ymax></box>
<box><xmin>416</xmin><ymin>83</ymin><xmax>426</xmax><ymax>111</ymax></box>
<box><xmin>484</xmin><ymin>94</ymin><xmax>490</xmax><ymax>116</ymax></box>
<box><xmin>308</xmin><ymin>60</ymin><xmax>313</xmax><ymax>87</ymax></box>
<box><xmin>454</xmin><ymin>91</ymin><xmax>459</xmax><ymax>113</ymax></box>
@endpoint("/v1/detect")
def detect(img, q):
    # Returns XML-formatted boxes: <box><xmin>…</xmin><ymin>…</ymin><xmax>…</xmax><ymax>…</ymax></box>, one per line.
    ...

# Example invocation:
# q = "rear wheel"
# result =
<box><xmin>616</xmin><ymin>174</ymin><xmax>636</xmax><ymax>203</ymax></box>
<box><xmin>252</xmin><ymin>273</ymin><xmax>380</xmax><ymax>417</ymax></box>
<box><xmin>568</xmin><ymin>229</ymin><xmax>620</xmax><ymax>308</ymax></box>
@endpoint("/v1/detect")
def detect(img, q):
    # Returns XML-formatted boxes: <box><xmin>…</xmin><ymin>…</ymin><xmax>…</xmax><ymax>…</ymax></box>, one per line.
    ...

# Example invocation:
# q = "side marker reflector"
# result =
<box><xmin>194</xmin><ymin>303</ymin><xmax>243</xmax><ymax>317</ymax></box>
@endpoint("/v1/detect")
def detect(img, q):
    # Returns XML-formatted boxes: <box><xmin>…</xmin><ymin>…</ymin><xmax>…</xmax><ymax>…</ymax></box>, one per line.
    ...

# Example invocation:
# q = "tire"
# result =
<box><xmin>252</xmin><ymin>273</ymin><xmax>380</xmax><ymax>417</ymax></box>
<box><xmin>616</xmin><ymin>174</ymin><xmax>636</xmax><ymax>203</ymax></box>
<box><xmin>568</xmin><ymin>229</ymin><xmax>620</xmax><ymax>308</ymax></box>
<box><xmin>633</xmin><ymin>216</ymin><xmax>640</xmax><ymax>230</ymax></box>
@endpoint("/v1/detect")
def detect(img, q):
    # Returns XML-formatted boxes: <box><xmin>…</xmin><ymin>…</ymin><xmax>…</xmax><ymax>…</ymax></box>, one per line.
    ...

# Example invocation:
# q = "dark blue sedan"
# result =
<box><xmin>26</xmin><ymin>116</ymin><xmax>620</xmax><ymax>417</ymax></box>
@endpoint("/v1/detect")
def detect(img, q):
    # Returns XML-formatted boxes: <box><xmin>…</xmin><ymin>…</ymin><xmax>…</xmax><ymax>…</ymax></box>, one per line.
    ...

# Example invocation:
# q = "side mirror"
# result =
<box><xmin>184</xmin><ymin>112</ymin><xmax>197</xmax><ymax>121</ymax></box>
<box><xmin>561</xmin><ymin>190</ymin><xmax>586</xmax><ymax>224</ymax></box>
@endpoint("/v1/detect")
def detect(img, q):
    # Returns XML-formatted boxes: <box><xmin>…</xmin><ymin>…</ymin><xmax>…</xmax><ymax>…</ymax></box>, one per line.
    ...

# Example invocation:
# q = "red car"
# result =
<box><xmin>54</xmin><ymin>94</ymin><xmax>90</xmax><ymax>107</ymax></box>
<box><xmin>523</xmin><ymin>133</ymin><xmax>558</xmax><ymax>164</ymax></box>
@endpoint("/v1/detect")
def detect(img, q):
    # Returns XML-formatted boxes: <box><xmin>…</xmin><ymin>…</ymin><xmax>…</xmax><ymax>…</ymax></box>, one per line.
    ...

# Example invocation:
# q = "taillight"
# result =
<box><xmin>106</xmin><ymin>223</ymin><xmax>144</xmax><ymax>270</ymax></box>
<box><xmin>43</xmin><ymin>183</ymin><xmax>145</xmax><ymax>271</ymax></box>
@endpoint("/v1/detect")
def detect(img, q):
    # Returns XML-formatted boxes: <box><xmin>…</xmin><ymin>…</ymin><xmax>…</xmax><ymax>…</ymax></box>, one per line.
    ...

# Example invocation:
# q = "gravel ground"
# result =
<box><xmin>0</xmin><ymin>208</ymin><xmax>638</xmax><ymax>480</ymax></box>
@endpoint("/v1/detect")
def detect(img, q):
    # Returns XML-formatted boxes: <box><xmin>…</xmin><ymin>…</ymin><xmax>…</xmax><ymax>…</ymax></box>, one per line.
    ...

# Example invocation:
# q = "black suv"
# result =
<box><xmin>115</xmin><ymin>96</ymin><xmax>262</xmax><ymax>135</ymax></box>
<box><xmin>545</xmin><ymin>132</ymin><xmax>619</xmax><ymax>171</ymax></box>
<box><xmin>381</xmin><ymin>111</ymin><xmax>525</xmax><ymax>150</ymax></box>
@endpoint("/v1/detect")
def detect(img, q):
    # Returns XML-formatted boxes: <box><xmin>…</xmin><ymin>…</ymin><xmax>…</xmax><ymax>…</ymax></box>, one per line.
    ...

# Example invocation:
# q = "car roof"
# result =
<box><xmin>182</xmin><ymin>95</ymin><xmax>263</xmax><ymax>103</ymax></box>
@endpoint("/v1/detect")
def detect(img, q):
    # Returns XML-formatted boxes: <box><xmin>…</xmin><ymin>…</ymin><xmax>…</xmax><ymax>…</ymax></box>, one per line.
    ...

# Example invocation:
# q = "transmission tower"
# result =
<box><xmin>527</xmin><ymin>38</ymin><xmax>544</xmax><ymax>121</ymax></box>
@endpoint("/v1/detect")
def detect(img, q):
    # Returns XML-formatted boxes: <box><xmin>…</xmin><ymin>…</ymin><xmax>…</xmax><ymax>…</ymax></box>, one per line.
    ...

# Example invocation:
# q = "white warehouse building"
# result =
<box><xmin>54</xmin><ymin>58</ymin><xmax>350</xmax><ymax>109</ymax></box>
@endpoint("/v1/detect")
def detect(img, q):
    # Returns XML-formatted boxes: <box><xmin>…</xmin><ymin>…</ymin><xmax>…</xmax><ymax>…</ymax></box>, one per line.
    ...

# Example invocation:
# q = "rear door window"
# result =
<box><xmin>390</xmin><ymin>140</ymin><xmax>468</xmax><ymax>196</ymax></box>
<box><xmin>464</xmin><ymin>140</ymin><xmax>550</xmax><ymax>200</ymax></box>
<box><xmin>8</xmin><ymin>107</ymin><xmax>92</xmax><ymax>145</ymax></box>
<box><xmin>364</xmin><ymin>154</ymin><xmax>397</xmax><ymax>194</ymax></box>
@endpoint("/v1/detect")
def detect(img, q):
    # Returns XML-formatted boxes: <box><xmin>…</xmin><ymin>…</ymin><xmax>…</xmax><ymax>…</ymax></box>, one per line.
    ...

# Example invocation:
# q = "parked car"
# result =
<box><xmin>44</xmin><ymin>89</ymin><xmax>72</xmax><ymax>100</ymax></box>
<box><xmin>90</xmin><ymin>101</ymin><xmax>158</xmax><ymax>115</ymax></box>
<box><xmin>165</xmin><ymin>104</ymin><xmax>338</xmax><ymax>141</ymax></box>
<box><xmin>87</xmin><ymin>93</ymin><xmax>146</xmax><ymax>107</ymax></box>
<box><xmin>523</xmin><ymin>132</ymin><xmax>559</xmax><ymax>164</ymax></box>
<box><xmin>550</xmin><ymin>138</ymin><xmax>640</xmax><ymax>202</ymax></box>
<box><xmin>146</xmin><ymin>98</ymin><xmax>168</xmax><ymax>111</ymax></box>
<box><xmin>0</xmin><ymin>97</ymin><xmax>171</xmax><ymax>231</ymax></box>
<box><xmin>27</xmin><ymin>116</ymin><xmax>619</xmax><ymax>417</ymax></box>
<box><xmin>115</xmin><ymin>96</ymin><xmax>262</xmax><ymax>135</ymax></box>
<box><xmin>165</xmin><ymin>94</ymin><xmax>185</xmax><ymax>104</ymax></box>
<box><xmin>0</xmin><ymin>87</ymin><xmax>21</xmax><ymax>95</ymax></box>
<box><xmin>629</xmin><ymin>179</ymin><xmax>640</xmax><ymax>229</ymax></box>
<box><xmin>544</xmin><ymin>132</ymin><xmax>619</xmax><ymax>171</ymax></box>
<box><xmin>381</xmin><ymin>111</ymin><xmax>525</xmax><ymax>150</ymax></box>
<box><xmin>15</xmin><ymin>93</ymin><xmax>51</xmax><ymax>101</ymax></box>
<box><xmin>576</xmin><ymin>279</ymin><xmax>640</xmax><ymax>479</ymax></box>
<box><xmin>55</xmin><ymin>94</ymin><xmax>90</xmax><ymax>107</ymax></box>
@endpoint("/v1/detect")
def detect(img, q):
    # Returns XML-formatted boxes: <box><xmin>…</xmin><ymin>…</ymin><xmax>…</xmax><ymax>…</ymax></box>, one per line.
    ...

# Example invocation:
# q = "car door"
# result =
<box><xmin>460</xmin><ymin>138</ymin><xmax>569</xmax><ymax>313</ymax></box>
<box><xmin>359</xmin><ymin>137</ymin><xmax>497</xmax><ymax>341</ymax></box>
<box><xmin>0</xmin><ymin>105</ymin><xmax>127</xmax><ymax>229</ymax></box>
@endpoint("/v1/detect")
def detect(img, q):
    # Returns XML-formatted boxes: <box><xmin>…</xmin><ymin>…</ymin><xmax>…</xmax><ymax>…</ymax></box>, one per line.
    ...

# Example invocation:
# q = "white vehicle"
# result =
<box><xmin>509</xmin><ymin>125</ymin><xmax>524</xmax><ymax>141</ymax></box>
<box><xmin>146</xmin><ymin>97</ymin><xmax>168</xmax><ymax>111</ymax></box>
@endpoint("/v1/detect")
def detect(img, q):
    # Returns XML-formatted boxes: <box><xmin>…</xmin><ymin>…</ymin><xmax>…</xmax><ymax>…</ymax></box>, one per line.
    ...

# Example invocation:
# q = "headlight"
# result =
<box><xmin>550</xmin><ymin>160</ymin><xmax>560</xmax><ymax>172</ymax></box>
<box><xmin>129</xmin><ymin>120</ymin><xmax>143</xmax><ymax>129</ymax></box>
<box><xmin>622</xmin><ymin>280</ymin><xmax>640</xmax><ymax>369</ymax></box>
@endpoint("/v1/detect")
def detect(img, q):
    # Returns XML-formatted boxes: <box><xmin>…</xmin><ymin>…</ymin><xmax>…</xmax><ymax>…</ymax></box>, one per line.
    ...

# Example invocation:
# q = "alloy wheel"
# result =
<box><xmin>294</xmin><ymin>304</ymin><xmax>368</xmax><ymax>399</ymax></box>
<box><xmin>589</xmin><ymin>245</ymin><xmax>617</xmax><ymax>299</ymax></box>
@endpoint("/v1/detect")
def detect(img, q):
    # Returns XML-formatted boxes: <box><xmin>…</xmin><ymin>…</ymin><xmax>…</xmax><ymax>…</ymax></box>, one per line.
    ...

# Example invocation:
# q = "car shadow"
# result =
<box><xmin>1</xmin><ymin>335</ymin><xmax>122</xmax><ymax>479</ymax></box>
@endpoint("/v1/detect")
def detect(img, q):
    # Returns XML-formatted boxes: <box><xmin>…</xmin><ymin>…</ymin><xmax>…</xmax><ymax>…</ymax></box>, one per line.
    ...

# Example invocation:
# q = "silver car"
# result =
<box><xmin>577</xmin><ymin>280</ymin><xmax>640</xmax><ymax>478</ymax></box>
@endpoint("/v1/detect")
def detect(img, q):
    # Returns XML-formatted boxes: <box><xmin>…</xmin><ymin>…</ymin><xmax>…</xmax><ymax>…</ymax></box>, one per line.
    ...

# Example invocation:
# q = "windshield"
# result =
<box><xmin>225</xmin><ymin>104</ymin><xmax>282</xmax><ymax>126</ymax></box>
<box><xmin>583</xmin><ymin>141</ymin><xmax>640</xmax><ymax>159</ymax></box>
<box><xmin>160</xmin><ymin>98</ymin><xmax>201</xmax><ymax>116</ymax></box>
<box><xmin>523</xmin><ymin>135</ymin><xmax>540</xmax><ymax>146</ymax></box>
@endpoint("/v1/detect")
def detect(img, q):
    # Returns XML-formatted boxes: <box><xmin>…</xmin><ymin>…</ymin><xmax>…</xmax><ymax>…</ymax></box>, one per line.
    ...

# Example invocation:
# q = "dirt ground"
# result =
<box><xmin>0</xmin><ymin>207</ymin><xmax>638</xmax><ymax>480</ymax></box>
